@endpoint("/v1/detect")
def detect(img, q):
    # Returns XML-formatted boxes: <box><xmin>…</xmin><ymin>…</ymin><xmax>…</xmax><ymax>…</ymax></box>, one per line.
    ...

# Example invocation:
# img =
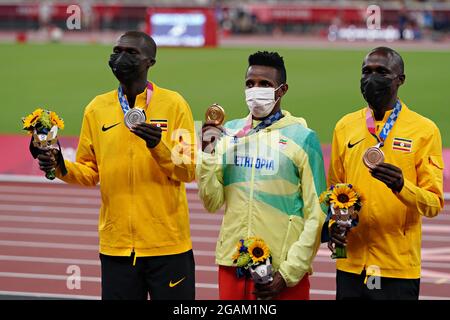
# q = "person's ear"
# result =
<box><xmin>146</xmin><ymin>58</ymin><xmax>156</xmax><ymax>69</ymax></box>
<box><xmin>278</xmin><ymin>83</ymin><xmax>288</xmax><ymax>98</ymax></box>
<box><xmin>398</xmin><ymin>74</ymin><xmax>405</xmax><ymax>85</ymax></box>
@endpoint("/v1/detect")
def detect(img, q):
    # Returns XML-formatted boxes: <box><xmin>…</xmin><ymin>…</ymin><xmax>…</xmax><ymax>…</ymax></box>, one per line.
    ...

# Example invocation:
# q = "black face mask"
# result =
<box><xmin>360</xmin><ymin>73</ymin><xmax>395</xmax><ymax>109</ymax></box>
<box><xmin>108</xmin><ymin>52</ymin><xmax>141</xmax><ymax>84</ymax></box>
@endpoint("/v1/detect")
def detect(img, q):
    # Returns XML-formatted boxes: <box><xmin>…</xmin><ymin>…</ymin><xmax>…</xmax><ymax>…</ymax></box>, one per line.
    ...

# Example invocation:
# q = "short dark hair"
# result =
<box><xmin>121</xmin><ymin>31</ymin><xmax>157</xmax><ymax>60</ymax></box>
<box><xmin>248</xmin><ymin>51</ymin><xmax>287</xmax><ymax>84</ymax></box>
<box><xmin>368</xmin><ymin>46</ymin><xmax>404</xmax><ymax>74</ymax></box>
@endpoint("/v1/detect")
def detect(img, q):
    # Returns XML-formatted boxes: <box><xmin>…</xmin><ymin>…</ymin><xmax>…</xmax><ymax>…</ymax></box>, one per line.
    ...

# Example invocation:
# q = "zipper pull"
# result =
<box><xmin>132</xmin><ymin>249</ymin><xmax>137</xmax><ymax>267</ymax></box>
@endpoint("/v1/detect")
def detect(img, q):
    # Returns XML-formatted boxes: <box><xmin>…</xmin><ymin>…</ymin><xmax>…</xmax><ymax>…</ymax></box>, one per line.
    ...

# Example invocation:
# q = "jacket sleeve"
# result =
<box><xmin>56</xmin><ymin>108</ymin><xmax>99</xmax><ymax>187</ymax></box>
<box><xmin>278</xmin><ymin>131</ymin><xmax>327</xmax><ymax>287</ymax></box>
<box><xmin>196</xmin><ymin>144</ymin><xmax>225</xmax><ymax>213</ymax></box>
<box><xmin>396</xmin><ymin>124</ymin><xmax>444</xmax><ymax>218</ymax></box>
<box><xmin>149</xmin><ymin>95</ymin><xmax>196</xmax><ymax>183</ymax></box>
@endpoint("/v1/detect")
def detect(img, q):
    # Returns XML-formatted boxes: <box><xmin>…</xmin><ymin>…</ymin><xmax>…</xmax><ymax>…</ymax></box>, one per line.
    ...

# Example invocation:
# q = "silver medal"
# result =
<box><xmin>124</xmin><ymin>108</ymin><xmax>146</xmax><ymax>129</ymax></box>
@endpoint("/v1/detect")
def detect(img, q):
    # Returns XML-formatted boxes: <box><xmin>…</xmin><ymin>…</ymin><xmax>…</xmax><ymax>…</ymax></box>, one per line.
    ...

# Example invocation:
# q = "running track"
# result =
<box><xmin>0</xmin><ymin>180</ymin><xmax>449</xmax><ymax>300</ymax></box>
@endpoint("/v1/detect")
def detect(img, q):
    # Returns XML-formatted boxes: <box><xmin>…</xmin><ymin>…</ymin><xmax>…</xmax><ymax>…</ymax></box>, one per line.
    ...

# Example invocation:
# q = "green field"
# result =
<box><xmin>2</xmin><ymin>43</ymin><xmax>449</xmax><ymax>146</ymax></box>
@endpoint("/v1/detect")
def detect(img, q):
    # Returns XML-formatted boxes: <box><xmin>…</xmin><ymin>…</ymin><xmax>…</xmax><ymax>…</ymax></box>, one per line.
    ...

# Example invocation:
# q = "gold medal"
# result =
<box><xmin>205</xmin><ymin>103</ymin><xmax>225</xmax><ymax>126</ymax></box>
<box><xmin>363</xmin><ymin>146</ymin><xmax>385</xmax><ymax>169</ymax></box>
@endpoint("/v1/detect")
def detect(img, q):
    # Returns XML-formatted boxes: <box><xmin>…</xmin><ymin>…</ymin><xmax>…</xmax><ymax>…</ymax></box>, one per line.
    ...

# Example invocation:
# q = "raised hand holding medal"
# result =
<box><xmin>118</xmin><ymin>81</ymin><xmax>162</xmax><ymax>148</ymax></box>
<box><xmin>202</xmin><ymin>103</ymin><xmax>226</xmax><ymax>154</ymax></box>
<box><xmin>131</xmin><ymin>122</ymin><xmax>162</xmax><ymax>149</ymax></box>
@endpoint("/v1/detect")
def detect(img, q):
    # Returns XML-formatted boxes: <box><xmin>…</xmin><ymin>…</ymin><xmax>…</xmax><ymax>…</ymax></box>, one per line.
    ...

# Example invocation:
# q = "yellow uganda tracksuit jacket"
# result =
<box><xmin>197</xmin><ymin>111</ymin><xmax>327</xmax><ymax>287</ymax></box>
<box><xmin>57</xmin><ymin>82</ymin><xmax>196</xmax><ymax>258</ymax></box>
<box><xmin>328</xmin><ymin>100</ymin><xmax>444</xmax><ymax>279</ymax></box>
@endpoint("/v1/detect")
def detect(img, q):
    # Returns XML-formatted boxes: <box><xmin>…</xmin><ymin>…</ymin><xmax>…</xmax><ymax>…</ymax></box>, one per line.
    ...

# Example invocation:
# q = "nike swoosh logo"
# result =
<box><xmin>102</xmin><ymin>123</ymin><xmax>120</xmax><ymax>132</ymax></box>
<box><xmin>347</xmin><ymin>138</ymin><xmax>365</xmax><ymax>148</ymax></box>
<box><xmin>169</xmin><ymin>277</ymin><xmax>186</xmax><ymax>288</ymax></box>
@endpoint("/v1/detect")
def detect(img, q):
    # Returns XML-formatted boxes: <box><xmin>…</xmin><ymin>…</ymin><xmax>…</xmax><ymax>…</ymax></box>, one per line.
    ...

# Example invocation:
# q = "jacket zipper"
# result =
<box><xmin>364</xmin><ymin>153</ymin><xmax>372</xmax><ymax>269</ymax></box>
<box><xmin>247</xmin><ymin>135</ymin><xmax>258</xmax><ymax>238</ymax></box>
<box><xmin>132</xmin><ymin>248</ymin><xmax>137</xmax><ymax>266</ymax></box>
<box><xmin>129</xmin><ymin>138</ymin><xmax>135</xmax><ymax>256</ymax></box>
<box><xmin>280</xmin><ymin>217</ymin><xmax>293</xmax><ymax>260</ymax></box>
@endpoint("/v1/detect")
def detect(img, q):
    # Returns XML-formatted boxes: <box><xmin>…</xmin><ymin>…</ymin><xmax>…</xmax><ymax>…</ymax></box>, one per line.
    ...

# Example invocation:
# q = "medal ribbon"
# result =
<box><xmin>118</xmin><ymin>81</ymin><xmax>153</xmax><ymax>115</ymax></box>
<box><xmin>365</xmin><ymin>100</ymin><xmax>401</xmax><ymax>147</ymax></box>
<box><xmin>232</xmin><ymin>110</ymin><xmax>284</xmax><ymax>138</ymax></box>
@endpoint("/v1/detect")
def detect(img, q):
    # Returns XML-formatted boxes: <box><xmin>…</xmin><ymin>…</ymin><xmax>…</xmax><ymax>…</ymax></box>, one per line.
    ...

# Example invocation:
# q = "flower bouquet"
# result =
<box><xmin>232</xmin><ymin>237</ymin><xmax>273</xmax><ymax>284</ymax></box>
<box><xmin>22</xmin><ymin>108</ymin><xmax>65</xmax><ymax>180</ymax></box>
<box><xmin>320</xmin><ymin>183</ymin><xmax>363</xmax><ymax>259</ymax></box>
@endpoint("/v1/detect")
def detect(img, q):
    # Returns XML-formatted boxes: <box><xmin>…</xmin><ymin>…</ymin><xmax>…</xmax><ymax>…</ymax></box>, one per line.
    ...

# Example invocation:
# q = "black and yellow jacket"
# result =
<box><xmin>57</xmin><ymin>81</ymin><xmax>196</xmax><ymax>257</ymax></box>
<box><xmin>327</xmin><ymin>101</ymin><xmax>444</xmax><ymax>279</ymax></box>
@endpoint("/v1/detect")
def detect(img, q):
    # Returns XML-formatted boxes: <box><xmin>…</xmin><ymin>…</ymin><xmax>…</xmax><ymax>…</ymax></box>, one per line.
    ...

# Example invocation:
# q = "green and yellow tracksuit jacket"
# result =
<box><xmin>197</xmin><ymin>110</ymin><xmax>327</xmax><ymax>287</ymax></box>
<box><xmin>56</xmin><ymin>82</ymin><xmax>196</xmax><ymax>258</ymax></box>
<box><xmin>327</xmin><ymin>101</ymin><xmax>444</xmax><ymax>279</ymax></box>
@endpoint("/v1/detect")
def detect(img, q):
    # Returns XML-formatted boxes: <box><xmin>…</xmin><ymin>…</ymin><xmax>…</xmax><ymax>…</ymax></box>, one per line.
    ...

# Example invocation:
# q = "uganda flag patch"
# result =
<box><xmin>392</xmin><ymin>137</ymin><xmax>413</xmax><ymax>152</ymax></box>
<box><xmin>150</xmin><ymin>119</ymin><xmax>168</xmax><ymax>131</ymax></box>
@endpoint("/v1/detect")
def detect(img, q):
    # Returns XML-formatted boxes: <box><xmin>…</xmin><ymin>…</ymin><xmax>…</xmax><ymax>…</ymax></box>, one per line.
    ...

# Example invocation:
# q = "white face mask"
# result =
<box><xmin>245</xmin><ymin>85</ymin><xmax>282</xmax><ymax>118</ymax></box>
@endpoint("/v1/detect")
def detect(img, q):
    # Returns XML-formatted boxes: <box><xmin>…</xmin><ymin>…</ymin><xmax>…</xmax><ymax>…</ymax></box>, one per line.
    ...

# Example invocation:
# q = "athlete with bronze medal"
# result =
<box><xmin>359</xmin><ymin>56</ymin><xmax>406</xmax><ymax>194</ymax></box>
<box><xmin>325</xmin><ymin>47</ymin><xmax>444</xmax><ymax>301</ymax></box>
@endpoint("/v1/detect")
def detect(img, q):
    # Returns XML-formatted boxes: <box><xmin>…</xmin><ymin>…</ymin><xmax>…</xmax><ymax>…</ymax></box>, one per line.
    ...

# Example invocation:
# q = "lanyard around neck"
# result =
<box><xmin>234</xmin><ymin>110</ymin><xmax>284</xmax><ymax>138</ymax></box>
<box><xmin>365</xmin><ymin>100</ymin><xmax>401</xmax><ymax>147</ymax></box>
<box><xmin>118</xmin><ymin>81</ymin><xmax>153</xmax><ymax>115</ymax></box>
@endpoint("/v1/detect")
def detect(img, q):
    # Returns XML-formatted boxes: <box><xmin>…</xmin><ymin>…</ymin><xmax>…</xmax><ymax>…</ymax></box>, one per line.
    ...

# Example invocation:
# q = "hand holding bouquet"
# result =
<box><xmin>320</xmin><ymin>183</ymin><xmax>363</xmax><ymax>259</ymax></box>
<box><xmin>22</xmin><ymin>108</ymin><xmax>64</xmax><ymax>180</ymax></box>
<box><xmin>232</xmin><ymin>237</ymin><xmax>273</xmax><ymax>284</ymax></box>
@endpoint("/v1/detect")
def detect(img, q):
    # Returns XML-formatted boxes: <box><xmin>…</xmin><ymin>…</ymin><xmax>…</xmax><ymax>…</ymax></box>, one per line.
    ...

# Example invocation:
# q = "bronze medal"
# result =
<box><xmin>363</xmin><ymin>146</ymin><xmax>385</xmax><ymax>169</ymax></box>
<box><xmin>205</xmin><ymin>103</ymin><xmax>225</xmax><ymax>126</ymax></box>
